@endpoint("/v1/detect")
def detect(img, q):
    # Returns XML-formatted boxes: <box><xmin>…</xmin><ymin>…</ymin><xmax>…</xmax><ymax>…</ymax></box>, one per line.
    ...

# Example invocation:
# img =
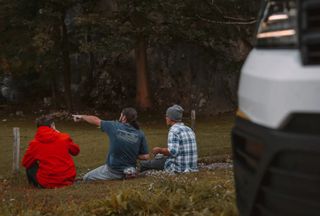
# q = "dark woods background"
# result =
<box><xmin>0</xmin><ymin>0</ymin><xmax>261</xmax><ymax>115</ymax></box>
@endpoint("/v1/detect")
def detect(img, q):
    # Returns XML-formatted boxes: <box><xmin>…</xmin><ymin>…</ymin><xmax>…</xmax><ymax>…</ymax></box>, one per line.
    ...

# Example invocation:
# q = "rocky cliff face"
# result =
<box><xmin>148</xmin><ymin>42</ymin><xmax>249</xmax><ymax>114</ymax></box>
<box><xmin>86</xmin><ymin>39</ymin><xmax>252</xmax><ymax>115</ymax></box>
<box><xmin>0</xmin><ymin>0</ymin><xmax>260</xmax><ymax>115</ymax></box>
<box><xmin>1</xmin><ymin>38</ymin><xmax>252</xmax><ymax>115</ymax></box>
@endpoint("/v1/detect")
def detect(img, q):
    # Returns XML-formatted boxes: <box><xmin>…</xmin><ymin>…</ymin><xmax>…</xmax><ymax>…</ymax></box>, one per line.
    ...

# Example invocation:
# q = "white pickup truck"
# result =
<box><xmin>232</xmin><ymin>0</ymin><xmax>320</xmax><ymax>215</ymax></box>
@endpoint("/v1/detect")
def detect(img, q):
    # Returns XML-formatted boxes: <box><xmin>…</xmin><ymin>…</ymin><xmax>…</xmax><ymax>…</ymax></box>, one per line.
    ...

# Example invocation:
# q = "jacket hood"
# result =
<box><xmin>35</xmin><ymin>126</ymin><xmax>59</xmax><ymax>143</ymax></box>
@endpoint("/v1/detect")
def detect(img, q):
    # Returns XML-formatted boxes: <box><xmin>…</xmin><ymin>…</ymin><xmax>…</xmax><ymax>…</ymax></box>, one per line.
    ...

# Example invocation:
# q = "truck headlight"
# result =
<box><xmin>256</xmin><ymin>0</ymin><xmax>297</xmax><ymax>48</ymax></box>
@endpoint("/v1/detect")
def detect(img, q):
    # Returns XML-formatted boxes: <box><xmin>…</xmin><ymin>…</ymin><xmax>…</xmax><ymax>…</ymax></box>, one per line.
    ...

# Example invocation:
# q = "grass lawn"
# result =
<box><xmin>0</xmin><ymin>114</ymin><xmax>236</xmax><ymax>216</ymax></box>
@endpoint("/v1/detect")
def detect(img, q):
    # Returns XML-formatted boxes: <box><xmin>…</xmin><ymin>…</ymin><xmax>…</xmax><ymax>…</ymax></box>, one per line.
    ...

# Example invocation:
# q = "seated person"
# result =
<box><xmin>140</xmin><ymin>105</ymin><xmax>198</xmax><ymax>173</ymax></box>
<box><xmin>22</xmin><ymin>115</ymin><xmax>80</xmax><ymax>188</ymax></box>
<box><xmin>73</xmin><ymin>107</ymin><xmax>149</xmax><ymax>181</ymax></box>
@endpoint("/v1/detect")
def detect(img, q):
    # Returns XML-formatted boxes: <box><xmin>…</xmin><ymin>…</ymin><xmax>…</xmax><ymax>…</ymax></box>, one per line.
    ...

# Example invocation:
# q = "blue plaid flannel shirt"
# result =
<box><xmin>164</xmin><ymin>123</ymin><xmax>198</xmax><ymax>173</ymax></box>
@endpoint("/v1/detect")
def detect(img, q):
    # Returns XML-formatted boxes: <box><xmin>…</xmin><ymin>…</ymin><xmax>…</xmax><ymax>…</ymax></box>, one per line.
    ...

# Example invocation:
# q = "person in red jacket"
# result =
<box><xmin>22</xmin><ymin>115</ymin><xmax>80</xmax><ymax>188</ymax></box>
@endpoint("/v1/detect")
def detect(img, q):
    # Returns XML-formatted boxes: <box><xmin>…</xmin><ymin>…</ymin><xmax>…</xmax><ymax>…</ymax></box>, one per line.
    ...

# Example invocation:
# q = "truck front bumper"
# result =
<box><xmin>232</xmin><ymin>117</ymin><xmax>320</xmax><ymax>216</ymax></box>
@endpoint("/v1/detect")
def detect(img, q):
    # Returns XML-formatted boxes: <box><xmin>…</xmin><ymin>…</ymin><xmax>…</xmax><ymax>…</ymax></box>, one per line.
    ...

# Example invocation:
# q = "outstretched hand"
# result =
<box><xmin>152</xmin><ymin>147</ymin><xmax>170</xmax><ymax>156</ymax></box>
<box><xmin>72</xmin><ymin>115</ymin><xmax>83</xmax><ymax>122</ymax></box>
<box><xmin>72</xmin><ymin>115</ymin><xmax>101</xmax><ymax>126</ymax></box>
<box><xmin>152</xmin><ymin>147</ymin><xmax>162</xmax><ymax>155</ymax></box>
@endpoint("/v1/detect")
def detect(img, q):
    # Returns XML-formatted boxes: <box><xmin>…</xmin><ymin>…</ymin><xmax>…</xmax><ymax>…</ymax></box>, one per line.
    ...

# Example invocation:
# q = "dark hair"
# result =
<box><xmin>122</xmin><ymin>107</ymin><xmax>140</xmax><ymax>130</ymax></box>
<box><xmin>36</xmin><ymin>115</ymin><xmax>54</xmax><ymax>128</ymax></box>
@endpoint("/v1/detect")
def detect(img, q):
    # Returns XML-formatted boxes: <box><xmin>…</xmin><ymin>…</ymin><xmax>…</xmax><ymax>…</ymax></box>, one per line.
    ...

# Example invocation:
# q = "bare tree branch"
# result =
<box><xmin>196</xmin><ymin>14</ymin><xmax>257</xmax><ymax>25</ymax></box>
<box><xmin>200</xmin><ymin>0</ymin><xmax>223</xmax><ymax>15</ymax></box>
<box><xmin>223</xmin><ymin>16</ymin><xmax>256</xmax><ymax>21</ymax></box>
<box><xmin>200</xmin><ymin>0</ymin><xmax>257</xmax><ymax>23</ymax></box>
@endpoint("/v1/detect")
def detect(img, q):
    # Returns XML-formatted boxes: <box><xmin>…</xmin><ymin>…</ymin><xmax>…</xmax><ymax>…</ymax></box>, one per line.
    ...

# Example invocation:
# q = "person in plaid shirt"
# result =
<box><xmin>140</xmin><ymin>105</ymin><xmax>198</xmax><ymax>173</ymax></box>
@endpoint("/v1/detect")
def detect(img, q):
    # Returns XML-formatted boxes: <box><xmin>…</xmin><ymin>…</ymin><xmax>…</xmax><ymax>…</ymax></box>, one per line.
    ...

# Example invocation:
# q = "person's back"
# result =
<box><xmin>140</xmin><ymin>105</ymin><xmax>198</xmax><ymax>173</ymax></box>
<box><xmin>101</xmin><ymin>120</ymin><xmax>147</xmax><ymax>172</ymax></box>
<box><xmin>22</xmin><ymin>115</ymin><xmax>80</xmax><ymax>188</ymax></box>
<box><xmin>165</xmin><ymin>122</ymin><xmax>198</xmax><ymax>173</ymax></box>
<box><xmin>74</xmin><ymin>107</ymin><xmax>149</xmax><ymax>181</ymax></box>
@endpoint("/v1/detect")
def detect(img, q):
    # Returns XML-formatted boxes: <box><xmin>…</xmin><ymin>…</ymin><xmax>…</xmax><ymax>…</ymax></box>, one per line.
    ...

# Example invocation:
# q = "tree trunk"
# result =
<box><xmin>61</xmin><ymin>11</ymin><xmax>73</xmax><ymax>111</ymax></box>
<box><xmin>135</xmin><ymin>36</ymin><xmax>152</xmax><ymax>110</ymax></box>
<box><xmin>51</xmin><ymin>72</ymin><xmax>57</xmax><ymax>108</ymax></box>
<box><xmin>87</xmin><ymin>29</ymin><xmax>94</xmax><ymax>84</ymax></box>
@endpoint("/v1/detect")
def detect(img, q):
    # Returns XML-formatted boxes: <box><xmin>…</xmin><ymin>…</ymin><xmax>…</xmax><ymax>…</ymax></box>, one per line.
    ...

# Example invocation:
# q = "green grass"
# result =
<box><xmin>0</xmin><ymin>114</ymin><xmax>236</xmax><ymax>215</ymax></box>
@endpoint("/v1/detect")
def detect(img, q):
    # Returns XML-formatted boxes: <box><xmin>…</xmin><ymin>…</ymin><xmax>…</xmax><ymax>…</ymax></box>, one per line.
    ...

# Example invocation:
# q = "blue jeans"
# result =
<box><xmin>83</xmin><ymin>164</ymin><xmax>124</xmax><ymax>181</ymax></box>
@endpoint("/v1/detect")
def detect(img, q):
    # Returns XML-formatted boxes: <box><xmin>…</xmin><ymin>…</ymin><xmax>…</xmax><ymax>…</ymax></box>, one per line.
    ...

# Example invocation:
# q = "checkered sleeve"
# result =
<box><xmin>167</xmin><ymin>131</ymin><xmax>179</xmax><ymax>157</ymax></box>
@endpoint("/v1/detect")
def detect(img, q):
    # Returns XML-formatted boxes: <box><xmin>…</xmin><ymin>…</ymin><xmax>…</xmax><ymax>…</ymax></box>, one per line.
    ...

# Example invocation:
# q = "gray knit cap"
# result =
<box><xmin>166</xmin><ymin>105</ymin><xmax>184</xmax><ymax>121</ymax></box>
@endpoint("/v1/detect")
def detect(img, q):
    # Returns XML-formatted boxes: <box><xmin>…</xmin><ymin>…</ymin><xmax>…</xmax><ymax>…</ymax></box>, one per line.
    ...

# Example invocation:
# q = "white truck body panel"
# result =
<box><xmin>238</xmin><ymin>49</ymin><xmax>320</xmax><ymax>129</ymax></box>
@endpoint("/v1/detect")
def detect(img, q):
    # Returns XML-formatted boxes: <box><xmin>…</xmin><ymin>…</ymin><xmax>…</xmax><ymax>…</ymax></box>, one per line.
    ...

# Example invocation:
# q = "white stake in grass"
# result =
<box><xmin>191</xmin><ymin>110</ymin><xmax>196</xmax><ymax>132</ymax></box>
<box><xmin>12</xmin><ymin>127</ymin><xmax>20</xmax><ymax>174</ymax></box>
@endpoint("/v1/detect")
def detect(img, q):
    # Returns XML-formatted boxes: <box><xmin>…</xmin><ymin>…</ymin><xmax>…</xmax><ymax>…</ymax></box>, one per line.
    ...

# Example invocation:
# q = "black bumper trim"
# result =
<box><xmin>232</xmin><ymin>117</ymin><xmax>320</xmax><ymax>216</ymax></box>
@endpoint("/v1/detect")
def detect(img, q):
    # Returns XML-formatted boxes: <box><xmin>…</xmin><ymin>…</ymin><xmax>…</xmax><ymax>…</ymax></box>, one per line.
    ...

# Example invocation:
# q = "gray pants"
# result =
<box><xmin>140</xmin><ymin>157</ymin><xmax>167</xmax><ymax>172</ymax></box>
<box><xmin>83</xmin><ymin>164</ymin><xmax>124</xmax><ymax>181</ymax></box>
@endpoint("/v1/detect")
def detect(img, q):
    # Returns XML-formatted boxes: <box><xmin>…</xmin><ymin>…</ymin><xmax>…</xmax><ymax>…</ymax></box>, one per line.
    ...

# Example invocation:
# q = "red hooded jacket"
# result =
<box><xmin>22</xmin><ymin>126</ymin><xmax>80</xmax><ymax>188</ymax></box>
